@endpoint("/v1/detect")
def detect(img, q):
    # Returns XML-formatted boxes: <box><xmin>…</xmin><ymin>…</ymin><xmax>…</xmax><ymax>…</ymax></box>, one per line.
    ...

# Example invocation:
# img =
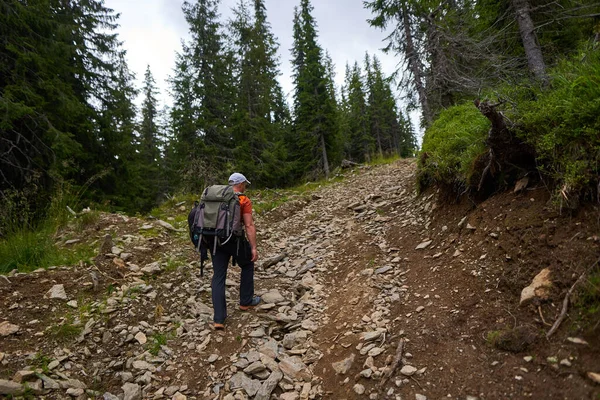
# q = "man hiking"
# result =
<box><xmin>208</xmin><ymin>173</ymin><xmax>260</xmax><ymax>330</ymax></box>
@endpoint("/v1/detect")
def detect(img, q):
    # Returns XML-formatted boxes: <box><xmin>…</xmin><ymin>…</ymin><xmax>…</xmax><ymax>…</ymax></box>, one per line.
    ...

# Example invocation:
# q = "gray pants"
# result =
<box><xmin>208</xmin><ymin>237</ymin><xmax>254</xmax><ymax>324</ymax></box>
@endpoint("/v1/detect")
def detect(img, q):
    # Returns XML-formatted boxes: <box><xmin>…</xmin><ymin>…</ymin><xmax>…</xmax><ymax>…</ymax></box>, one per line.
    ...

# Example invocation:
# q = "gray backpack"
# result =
<box><xmin>188</xmin><ymin>185</ymin><xmax>245</xmax><ymax>276</ymax></box>
<box><xmin>190</xmin><ymin>185</ymin><xmax>244</xmax><ymax>243</ymax></box>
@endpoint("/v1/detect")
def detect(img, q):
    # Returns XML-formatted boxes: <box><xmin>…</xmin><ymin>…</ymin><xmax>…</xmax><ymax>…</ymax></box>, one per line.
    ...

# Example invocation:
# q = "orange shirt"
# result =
<box><xmin>238</xmin><ymin>194</ymin><xmax>252</xmax><ymax>215</ymax></box>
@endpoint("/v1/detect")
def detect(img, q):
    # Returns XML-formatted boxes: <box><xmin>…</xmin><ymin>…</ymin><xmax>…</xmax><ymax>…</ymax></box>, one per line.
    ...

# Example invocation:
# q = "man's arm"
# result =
<box><xmin>243</xmin><ymin>213</ymin><xmax>258</xmax><ymax>262</ymax></box>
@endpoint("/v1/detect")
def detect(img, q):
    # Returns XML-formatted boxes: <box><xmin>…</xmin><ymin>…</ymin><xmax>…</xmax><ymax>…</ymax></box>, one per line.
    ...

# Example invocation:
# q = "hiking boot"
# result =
<box><xmin>239</xmin><ymin>296</ymin><xmax>261</xmax><ymax>311</ymax></box>
<box><xmin>213</xmin><ymin>322</ymin><xmax>225</xmax><ymax>330</ymax></box>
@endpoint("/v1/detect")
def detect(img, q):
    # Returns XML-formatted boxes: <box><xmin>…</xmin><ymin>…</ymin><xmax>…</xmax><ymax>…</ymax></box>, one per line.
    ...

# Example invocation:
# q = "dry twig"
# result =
<box><xmin>546</xmin><ymin>257</ymin><xmax>600</xmax><ymax>338</ymax></box>
<box><xmin>379</xmin><ymin>339</ymin><xmax>404</xmax><ymax>388</ymax></box>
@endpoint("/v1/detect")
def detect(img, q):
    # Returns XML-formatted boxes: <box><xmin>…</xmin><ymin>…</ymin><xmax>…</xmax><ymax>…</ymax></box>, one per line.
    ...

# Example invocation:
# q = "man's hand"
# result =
<box><xmin>251</xmin><ymin>247</ymin><xmax>258</xmax><ymax>262</ymax></box>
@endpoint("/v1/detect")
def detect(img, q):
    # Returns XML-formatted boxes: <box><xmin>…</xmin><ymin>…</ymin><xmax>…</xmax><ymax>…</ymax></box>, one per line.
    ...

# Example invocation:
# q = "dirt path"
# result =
<box><xmin>1</xmin><ymin>159</ymin><xmax>599</xmax><ymax>399</ymax></box>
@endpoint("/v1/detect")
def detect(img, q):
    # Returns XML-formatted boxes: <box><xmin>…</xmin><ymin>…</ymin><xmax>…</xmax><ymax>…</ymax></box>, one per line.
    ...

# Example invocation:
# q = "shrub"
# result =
<box><xmin>418</xmin><ymin>103</ymin><xmax>490</xmax><ymax>192</ymax></box>
<box><xmin>503</xmin><ymin>45</ymin><xmax>600</xmax><ymax>206</ymax></box>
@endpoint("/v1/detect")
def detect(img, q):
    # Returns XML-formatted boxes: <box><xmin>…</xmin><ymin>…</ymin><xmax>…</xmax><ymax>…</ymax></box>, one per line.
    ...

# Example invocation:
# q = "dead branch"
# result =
<box><xmin>379</xmin><ymin>339</ymin><xmax>404</xmax><ymax>388</ymax></box>
<box><xmin>546</xmin><ymin>258</ymin><xmax>600</xmax><ymax>338</ymax></box>
<box><xmin>538</xmin><ymin>305</ymin><xmax>552</xmax><ymax>326</ymax></box>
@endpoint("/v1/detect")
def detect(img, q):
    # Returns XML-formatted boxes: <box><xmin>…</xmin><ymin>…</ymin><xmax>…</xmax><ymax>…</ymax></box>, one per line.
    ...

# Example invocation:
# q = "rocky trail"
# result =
<box><xmin>1</xmin><ymin>159</ymin><xmax>599</xmax><ymax>400</ymax></box>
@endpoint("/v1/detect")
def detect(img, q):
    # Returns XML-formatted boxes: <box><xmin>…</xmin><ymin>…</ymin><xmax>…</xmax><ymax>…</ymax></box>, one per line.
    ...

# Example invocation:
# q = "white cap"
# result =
<box><xmin>228</xmin><ymin>172</ymin><xmax>251</xmax><ymax>185</ymax></box>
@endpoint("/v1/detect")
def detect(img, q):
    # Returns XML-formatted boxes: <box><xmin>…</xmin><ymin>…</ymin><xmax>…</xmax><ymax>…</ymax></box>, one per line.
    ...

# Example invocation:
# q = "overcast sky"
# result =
<box><xmin>104</xmin><ymin>0</ymin><xmax>402</xmax><ymax>102</ymax></box>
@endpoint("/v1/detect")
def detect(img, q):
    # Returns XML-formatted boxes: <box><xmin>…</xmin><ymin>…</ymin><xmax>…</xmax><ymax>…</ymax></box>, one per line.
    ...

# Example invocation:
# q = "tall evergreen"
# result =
<box><xmin>168</xmin><ymin>0</ymin><xmax>234</xmax><ymax>191</ymax></box>
<box><xmin>0</xmin><ymin>0</ymin><xmax>141</xmax><ymax>227</ymax></box>
<box><xmin>290</xmin><ymin>0</ymin><xmax>339</xmax><ymax>179</ymax></box>
<box><xmin>135</xmin><ymin>66</ymin><xmax>162</xmax><ymax>210</ymax></box>
<box><xmin>345</xmin><ymin>62</ymin><xmax>372</xmax><ymax>162</ymax></box>
<box><xmin>229</xmin><ymin>0</ymin><xmax>290</xmax><ymax>186</ymax></box>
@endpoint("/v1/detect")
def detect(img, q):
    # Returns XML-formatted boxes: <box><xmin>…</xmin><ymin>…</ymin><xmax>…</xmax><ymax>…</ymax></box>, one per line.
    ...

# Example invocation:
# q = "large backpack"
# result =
<box><xmin>188</xmin><ymin>185</ymin><xmax>245</xmax><ymax>274</ymax></box>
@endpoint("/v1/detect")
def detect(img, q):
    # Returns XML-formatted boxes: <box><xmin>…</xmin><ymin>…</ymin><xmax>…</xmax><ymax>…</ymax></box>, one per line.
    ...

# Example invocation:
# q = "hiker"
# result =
<box><xmin>207</xmin><ymin>173</ymin><xmax>260</xmax><ymax>330</ymax></box>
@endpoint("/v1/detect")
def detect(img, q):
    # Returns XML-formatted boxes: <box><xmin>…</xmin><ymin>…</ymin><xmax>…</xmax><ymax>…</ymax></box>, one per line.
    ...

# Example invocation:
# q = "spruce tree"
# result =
<box><xmin>290</xmin><ymin>0</ymin><xmax>339</xmax><ymax>179</ymax></box>
<box><xmin>345</xmin><ymin>62</ymin><xmax>372</xmax><ymax>162</ymax></box>
<box><xmin>136</xmin><ymin>66</ymin><xmax>163</xmax><ymax>210</ymax></box>
<box><xmin>169</xmin><ymin>0</ymin><xmax>234</xmax><ymax>191</ymax></box>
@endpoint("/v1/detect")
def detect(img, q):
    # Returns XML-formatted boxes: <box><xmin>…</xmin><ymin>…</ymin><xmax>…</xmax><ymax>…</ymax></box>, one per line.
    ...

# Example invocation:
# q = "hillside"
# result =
<box><xmin>1</xmin><ymin>159</ymin><xmax>599</xmax><ymax>399</ymax></box>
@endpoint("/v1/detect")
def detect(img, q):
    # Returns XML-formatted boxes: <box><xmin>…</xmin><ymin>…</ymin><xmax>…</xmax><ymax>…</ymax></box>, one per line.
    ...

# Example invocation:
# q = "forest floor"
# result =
<box><xmin>1</xmin><ymin>159</ymin><xmax>599</xmax><ymax>400</ymax></box>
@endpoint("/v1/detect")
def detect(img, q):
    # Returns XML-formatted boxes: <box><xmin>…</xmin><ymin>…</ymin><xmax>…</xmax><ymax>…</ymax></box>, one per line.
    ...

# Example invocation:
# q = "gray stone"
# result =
<box><xmin>37</xmin><ymin>374</ymin><xmax>60</xmax><ymax>389</ymax></box>
<box><xmin>360</xmin><ymin>330</ymin><xmax>384</xmax><ymax>342</ymax></box>
<box><xmin>258</xmin><ymin>338</ymin><xmax>279</xmax><ymax>359</ymax></box>
<box><xmin>280</xmin><ymin>392</ymin><xmax>300</xmax><ymax>400</ymax></box>
<box><xmin>132</xmin><ymin>360</ymin><xmax>156</xmax><ymax>372</ymax></box>
<box><xmin>283</xmin><ymin>330</ymin><xmax>309</xmax><ymax>349</ymax></box>
<box><xmin>13</xmin><ymin>370</ymin><xmax>36</xmax><ymax>383</ymax></box>
<box><xmin>122</xmin><ymin>382</ymin><xmax>141</xmax><ymax>400</ymax></box>
<box><xmin>103</xmin><ymin>393</ymin><xmax>120</xmax><ymax>400</ymax></box>
<box><xmin>120</xmin><ymin>372</ymin><xmax>134</xmax><ymax>383</ymax></box>
<box><xmin>164</xmin><ymin>386</ymin><xmax>180</xmax><ymax>396</ymax></box>
<box><xmin>415</xmin><ymin>240</ymin><xmax>432</xmax><ymax>250</ymax></box>
<box><xmin>229</xmin><ymin>372</ymin><xmax>262</xmax><ymax>397</ymax></box>
<box><xmin>0</xmin><ymin>379</ymin><xmax>23</xmax><ymax>395</ymax></box>
<box><xmin>244</xmin><ymin>361</ymin><xmax>266</xmax><ymax>375</ymax></box>
<box><xmin>259</xmin><ymin>354</ymin><xmax>279</xmax><ymax>372</ymax></box>
<box><xmin>66</xmin><ymin>388</ymin><xmax>85</xmax><ymax>397</ymax></box>
<box><xmin>368</xmin><ymin>347</ymin><xmax>384</xmax><ymax>357</ymax></box>
<box><xmin>134</xmin><ymin>332</ymin><xmax>147</xmax><ymax>344</ymax></box>
<box><xmin>141</xmin><ymin>262</ymin><xmax>161</xmax><ymax>275</ymax></box>
<box><xmin>262</xmin><ymin>290</ymin><xmax>285</xmax><ymax>304</ymax></box>
<box><xmin>301</xmin><ymin>319</ymin><xmax>318</xmax><ymax>332</ymax></box>
<box><xmin>279</xmin><ymin>357</ymin><xmax>311</xmax><ymax>381</ymax></box>
<box><xmin>59</xmin><ymin>379</ymin><xmax>87</xmax><ymax>390</ymax></box>
<box><xmin>189</xmin><ymin>300</ymin><xmax>213</xmax><ymax>316</ymax></box>
<box><xmin>353</xmin><ymin>384</ymin><xmax>365</xmax><ymax>395</ymax></box>
<box><xmin>249</xmin><ymin>327</ymin><xmax>266</xmax><ymax>338</ymax></box>
<box><xmin>332</xmin><ymin>354</ymin><xmax>355</xmax><ymax>375</ymax></box>
<box><xmin>416</xmin><ymin>395</ymin><xmax>428</xmax><ymax>400</ymax></box>
<box><xmin>254</xmin><ymin>371</ymin><xmax>283</xmax><ymax>400</ymax></box>
<box><xmin>375</xmin><ymin>265</ymin><xmax>393</xmax><ymax>274</ymax></box>
<box><xmin>207</xmin><ymin>354</ymin><xmax>219</xmax><ymax>363</ymax></box>
<box><xmin>401</xmin><ymin>365</ymin><xmax>418</xmax><ymax>376</ymax></box>
<box><xmin>46</xmin><ymin>284</ymin><xmax>68</xmax><ymax>300</ymax></box>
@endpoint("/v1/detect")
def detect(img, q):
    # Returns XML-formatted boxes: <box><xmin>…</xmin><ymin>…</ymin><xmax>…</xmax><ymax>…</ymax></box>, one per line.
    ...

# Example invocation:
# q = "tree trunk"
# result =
<box><xmin>320</xmin><ymin>131</ymin><xmax>330</xmax><ymax>179</ymax></box>
<box><xmin>512</xmin><ymin>0</ymin><xmax>548</xmax><ymax>84</ymax></box>
<box><xmin>401</xmin><ymin>4</ymin><xmax>433</xmax><ymax>126</ymax></box>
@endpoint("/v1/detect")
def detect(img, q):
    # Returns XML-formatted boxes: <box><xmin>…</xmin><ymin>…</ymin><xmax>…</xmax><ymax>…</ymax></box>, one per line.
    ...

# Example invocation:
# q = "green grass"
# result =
<box><xmin>0</xmin><ymin>226</ymin><xmax>96</xmax><ymax>274</ymax></box>
<box><xmin>418</xmin><ymin>102</ymin><xmax>490</xmax><ymax>193</ymax></box>
<box><xmin>370</xmin><ymin>153</ymin><xmax>402</xmax><ymax>166</ymax></box>
<box><xmin>50</xmin><ymin>322</ymin><xmax>82</xmax><ymax>342</ymax></box>
<box><xmin>574</xmin><ymin>270</ymin><xmax>600</xmax><ymax>320</ymax></box>
<box><xmin>31</xmin><ymin>352</ymin><xmax>52</xmax><ymax>374</ymax></box>
<box><xmin>75</xmin><ymin>211</ymin><xmax>100</xmax><ymax>231</ymax></box>
<box><xmin>164</xmin><ymin>257</ymin><xmax>185</xmax><ymax>272</ymax></box>
<box><xmin>147</xmin><ymin>331</ymin><xmax>174</xmax><ymax>356</ymax></box>
<box><xmin>486</xmin><ymin>330</ymin><xmax>501</xmax><ymax>346</ymax></box>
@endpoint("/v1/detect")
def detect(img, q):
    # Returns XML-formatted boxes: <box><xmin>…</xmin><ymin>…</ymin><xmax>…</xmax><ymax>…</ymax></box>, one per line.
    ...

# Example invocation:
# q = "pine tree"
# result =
<box><xmin>168</xmin><ymin>0</ymin><xmax>235</xmax><ymax>191</ymax></box>
<box><xmin>228</xmin><ymin>0</ymin><xmax>290</xmax><ymax>186</ymax></box>
<box><xmin>135</xmin><ymin>66</ymin><xmax>162</xmax><ymax>210</ymax></box>
<box><xmin>290</xmin><ymin>0</ymin><xmax>339</xmax><ymax>179</ymax></box>
<box><xmin>345</xmin><ymin>62</ymin><xmax>372</xmax><ymax>162</ymax></box>
<box><xmin>0</xmin><ymin>0</ymin><xmax>142</xmax><ymax>225</ymax></box>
